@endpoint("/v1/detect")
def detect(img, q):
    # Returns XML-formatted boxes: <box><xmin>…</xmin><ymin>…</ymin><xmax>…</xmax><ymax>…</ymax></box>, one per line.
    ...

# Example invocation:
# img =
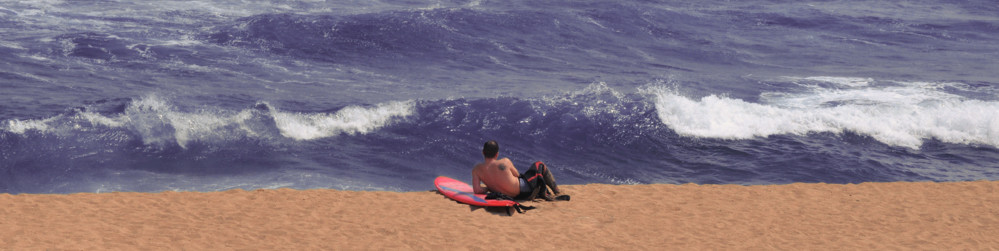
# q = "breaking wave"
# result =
<box><xmin>649</xmin><ymin>77</ymin><xmax>999</xmax><ymax>149</ymax></box>
<box><xmin>3</xmin><ymin>95</ymin><xmax>415</xmax><ymax>148</ymax></box>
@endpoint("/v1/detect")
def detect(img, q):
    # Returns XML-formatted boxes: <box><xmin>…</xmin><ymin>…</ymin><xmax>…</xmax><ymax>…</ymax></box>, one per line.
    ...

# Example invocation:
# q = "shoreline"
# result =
<box><xmin>2</xmin><ymin>181</ymin><xmax>997</xmax><ymax>249</ymax></box>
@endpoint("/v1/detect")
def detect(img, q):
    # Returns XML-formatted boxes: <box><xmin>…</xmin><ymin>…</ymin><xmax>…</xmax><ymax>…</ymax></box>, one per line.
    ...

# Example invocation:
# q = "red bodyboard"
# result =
<box><xmin>434</xmin><ymin>176</ymin><xmax>517</xmax><ymax>207</ymax></box>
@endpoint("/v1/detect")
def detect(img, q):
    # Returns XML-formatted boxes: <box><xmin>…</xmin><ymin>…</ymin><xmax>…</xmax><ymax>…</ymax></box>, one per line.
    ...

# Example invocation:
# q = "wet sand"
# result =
<box><xmin>1</xmin><ymin>181</ymin><xmax>997</xmax><ymax>250</ymax></box>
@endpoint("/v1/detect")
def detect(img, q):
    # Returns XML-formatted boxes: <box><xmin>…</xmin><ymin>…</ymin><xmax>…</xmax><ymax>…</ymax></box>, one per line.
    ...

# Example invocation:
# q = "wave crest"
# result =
<box><xmin>648</xmin><ymin>77</ymin><xmax>999</xmax><ymax>149</ymax></box>
<box><xmin>2</xmin><ymin>95</ymin><xmax>415</xmax><ymax>148</ymax></box>
<box><xmin>274</xmin><ymin>101</ymin><xmax>415</xmax><ymax>140</ymax></box>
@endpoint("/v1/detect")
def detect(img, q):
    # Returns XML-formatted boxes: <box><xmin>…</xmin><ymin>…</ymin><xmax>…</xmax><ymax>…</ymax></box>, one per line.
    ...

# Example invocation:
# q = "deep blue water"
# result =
<box><xmin>2</xmin><ymin>0</ymin><xmax>998</xmax><ymax>193</ymax></box>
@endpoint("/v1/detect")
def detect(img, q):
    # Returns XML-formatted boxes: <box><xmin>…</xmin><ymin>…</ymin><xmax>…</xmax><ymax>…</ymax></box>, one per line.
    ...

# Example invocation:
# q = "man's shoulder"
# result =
<box><xmin>496</xmin><ymin>158</ymin><xmax>515</xmax><ymax>170</ymax></box>
<box><xmin>472</xmin><ymin>161</ymin><xmax>488</xmax><ymax>172</ymax></box>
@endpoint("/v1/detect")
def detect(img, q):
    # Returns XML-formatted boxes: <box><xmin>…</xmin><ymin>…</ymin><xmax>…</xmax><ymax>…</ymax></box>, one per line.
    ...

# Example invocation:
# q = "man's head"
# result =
<box><xmin>482</xmin><ymin>140</ymin><xmax>499</xmax><ymax>159</ymax></box>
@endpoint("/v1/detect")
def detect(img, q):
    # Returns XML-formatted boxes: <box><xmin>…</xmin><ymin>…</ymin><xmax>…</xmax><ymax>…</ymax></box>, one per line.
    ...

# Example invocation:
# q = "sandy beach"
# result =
<box><xmin>2</xmin><ymin>181</ymin><xmax>997</xmax><ymax>250</ymax></box>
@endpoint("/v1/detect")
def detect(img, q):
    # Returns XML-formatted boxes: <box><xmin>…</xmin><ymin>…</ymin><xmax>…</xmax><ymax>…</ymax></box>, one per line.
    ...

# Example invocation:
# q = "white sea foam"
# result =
<box><xmin>0</xmin><ymin>41</ymin><xmax>26</xmax><ymax>50</ymax></box>
<box><xmin>273</xmin><ymin>101</ymin><xmax>415</xmax><ymax>140</ymax></box>
<box><xmin>647</xmin><ymin>77</ymin><xmax>999</xmax><ymax>149</ymax></box>
<box><xmin>2</xmin><ymin>95</ymin><xmax>415</xmax><ymax>148</ymax></box>
<box><xmin>4</xmin><ymin>118</ymin><xmax>54</xmax><ymax>134</ymax></box>
<box><xmin>801</xmin><ymin>76</ymin><xmax>873</xmax><ymax>87</ymax></box>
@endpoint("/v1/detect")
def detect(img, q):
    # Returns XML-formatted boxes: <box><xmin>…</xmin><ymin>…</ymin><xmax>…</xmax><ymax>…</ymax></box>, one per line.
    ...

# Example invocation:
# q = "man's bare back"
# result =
<box><xmin>471</xmin><ymin>157</ymin><xmax>521</xmax><ymax>197</ymax></box>
<box><xmin>472</xmin><ymin>140</ymin><xmax>569</xmax><ymax>201</ymax></box>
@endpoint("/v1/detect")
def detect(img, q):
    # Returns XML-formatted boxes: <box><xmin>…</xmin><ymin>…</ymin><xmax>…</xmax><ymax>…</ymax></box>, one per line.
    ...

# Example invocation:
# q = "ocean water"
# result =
<box><xmin>2</xmin><ymin>0</ymin><xmax>998</xmax><ymax>194</ymax></box>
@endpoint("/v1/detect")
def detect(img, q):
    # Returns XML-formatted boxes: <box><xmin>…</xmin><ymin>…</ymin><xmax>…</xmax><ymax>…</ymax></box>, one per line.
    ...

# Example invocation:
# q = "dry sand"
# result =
<box><xmin>1</xmin><ymin>181</ymin><xmax>997</xmax><ymax>250</ymax></box>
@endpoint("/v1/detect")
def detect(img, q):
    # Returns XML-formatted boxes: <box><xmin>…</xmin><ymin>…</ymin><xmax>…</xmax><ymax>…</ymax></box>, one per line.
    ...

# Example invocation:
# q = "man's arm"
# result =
<box><xmin>504</xmin><ymin>159</ymin><xmax>520</xmax><ymax>178</ymax></box>
<box><xmin>471</xmin><ymin>169</ymin><xmax>488</xmax><ymax>194</ymax></box>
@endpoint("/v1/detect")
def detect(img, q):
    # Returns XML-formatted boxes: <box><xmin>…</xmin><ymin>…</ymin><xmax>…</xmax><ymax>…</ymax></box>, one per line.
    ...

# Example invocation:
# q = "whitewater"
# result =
<box><xmin>1</xmin><ymin>0</ymin><xmax>998</xmax><ymax>193</ymax></box>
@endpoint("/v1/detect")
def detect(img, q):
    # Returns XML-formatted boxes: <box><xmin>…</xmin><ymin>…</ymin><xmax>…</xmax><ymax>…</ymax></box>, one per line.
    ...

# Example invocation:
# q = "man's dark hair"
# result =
<box><xmin>483</xmin><ymin>140</ymin><xmax>499</xmax><ymax>158</ymax></box>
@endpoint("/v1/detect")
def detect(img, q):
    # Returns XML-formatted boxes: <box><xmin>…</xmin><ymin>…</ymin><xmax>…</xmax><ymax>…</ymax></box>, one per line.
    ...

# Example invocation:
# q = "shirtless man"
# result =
<box><xmin>472</xmin><ymin>140</ymin><xmax>567</xmax><ymax>201</ymax></box>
